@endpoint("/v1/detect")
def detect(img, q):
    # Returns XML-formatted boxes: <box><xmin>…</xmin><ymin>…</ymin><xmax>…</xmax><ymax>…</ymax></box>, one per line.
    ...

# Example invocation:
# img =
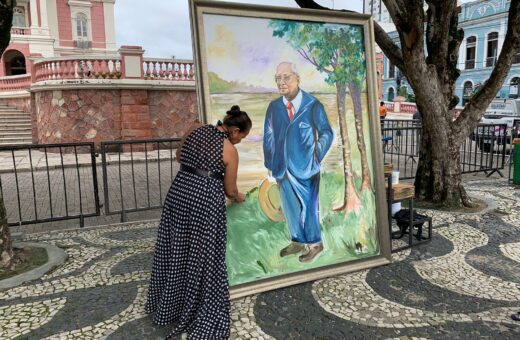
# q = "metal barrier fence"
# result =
<box><xmin>381</xmin><ymin>120</ymin><xmax>509</xmax><ymax>180</ymax></box>
<box><xmin>0</xmin><ymin>142</ymin><xmax>100</xmax><ymax>227</ymax></box>
<box><xmin>100</xmin><ymin>138</ymin><xmax>181</xmax><ymax>222</ymax></box>
<box><xmin>0</xmin><ymin>124</ymin><xmax>512</xmax><ymax>229</ymax></box>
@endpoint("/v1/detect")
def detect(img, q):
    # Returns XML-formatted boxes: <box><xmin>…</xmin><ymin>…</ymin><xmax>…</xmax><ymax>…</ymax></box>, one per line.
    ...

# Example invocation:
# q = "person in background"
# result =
<box><xmin>379</xmin><ymin>101</ymin><xmax>388</xmax><ymax>121</ymax></box>
<box><xmin>413</xmin><ymin>110</ymin><xmax>422</xmax><ymax>121</ymax></box>
<box><xmin>146</xmin><ymin>105</ymin><xmax>252</xmax><ymax>339</ymax></box>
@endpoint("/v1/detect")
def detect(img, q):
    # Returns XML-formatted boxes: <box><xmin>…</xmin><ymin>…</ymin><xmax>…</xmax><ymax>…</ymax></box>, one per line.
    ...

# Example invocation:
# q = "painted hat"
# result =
<box><xmin>258</xmin><ymin>177</ymin><xmax>285</xmax><ymax>222</ymax></box>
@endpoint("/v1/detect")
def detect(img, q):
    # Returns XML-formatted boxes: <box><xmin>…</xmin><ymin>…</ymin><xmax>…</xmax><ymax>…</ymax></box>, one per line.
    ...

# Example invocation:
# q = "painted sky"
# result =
<box><xmin>204</xmin><ymin>15</ymin><xmax>363</xmax><ymax>92</ymax></box>
<box><xmin>115</xmin><ymin>0</ymin><xmax>364</xmax><ymax>59</ymax></box>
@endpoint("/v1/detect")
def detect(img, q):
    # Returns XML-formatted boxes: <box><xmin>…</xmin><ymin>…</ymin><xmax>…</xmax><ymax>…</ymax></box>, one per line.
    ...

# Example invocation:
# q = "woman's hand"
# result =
<box><xmin>232</xmin><ymin>192</ymin><xmax>246</xmax><ymax>203</ymax></box>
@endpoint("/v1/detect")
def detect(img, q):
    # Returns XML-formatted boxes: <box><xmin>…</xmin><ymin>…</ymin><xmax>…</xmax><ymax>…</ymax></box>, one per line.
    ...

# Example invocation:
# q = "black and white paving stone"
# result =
<box><xmin>0</xmin><ymin>180</ymin><xmax>519</xmax><ymax>339</ymax></box>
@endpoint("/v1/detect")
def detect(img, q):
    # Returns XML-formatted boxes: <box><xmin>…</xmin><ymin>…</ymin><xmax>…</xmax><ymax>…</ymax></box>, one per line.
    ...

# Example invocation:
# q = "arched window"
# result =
<box><xmin>462</xmin><ymin>81</ymin><xmax>473</xmax><ymax>105</ymax></box>
<box><xmin>12</xmin><ymin>7</ymin><xmax>26</xmax><ymax>27</ymax></box>
<box><xmin>486</xmin><ymin>32</ymin><xmax>498</xmax><ymax>67</ymax></box>
<box><xmin>387</xmin><ymin>87</ymin><xmax>395</xmax><ymax>102</ymax></box>
<box><xmin>388</xmin><ymin>62</ymin><xmax>395</xmax><ymax>78</ymax></box>
<box><xmin>3</xmin><ymin>50</ymin><xmax>26</xmax><ymax>76</ymax></box>
<box><xmin>463</xmin><ymin>81</ymin><xmax>473</xmax><ymax>96</ymax></box>
<box><xmin>76</xmin><ymin>13</ymin><xmax>88</xmax><ymax>39</ymax></box>
<box><xmin>465</xmin><ymin>36</ymin><xmax>476</xmax><ymax>69</ymax></box>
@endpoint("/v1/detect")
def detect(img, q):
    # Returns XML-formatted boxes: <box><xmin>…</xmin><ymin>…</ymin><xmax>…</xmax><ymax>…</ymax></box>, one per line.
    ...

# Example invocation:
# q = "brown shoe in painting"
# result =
<box><xmin>280</xmin><ymin>242</ymin><xmax>306</xmax><ymax>257</ymax></box>
<box><xmin>299</xmin><ymin>242</ymin><xmax>324</xmax><ymax>262</ymax></box>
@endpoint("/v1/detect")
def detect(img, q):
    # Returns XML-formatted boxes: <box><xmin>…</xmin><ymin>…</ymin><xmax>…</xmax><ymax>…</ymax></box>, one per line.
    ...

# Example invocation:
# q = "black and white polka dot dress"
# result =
<box><xmin>146</xmin><ymin>124</ymin><xmax>230</xmax><ymax>339</ymax></box>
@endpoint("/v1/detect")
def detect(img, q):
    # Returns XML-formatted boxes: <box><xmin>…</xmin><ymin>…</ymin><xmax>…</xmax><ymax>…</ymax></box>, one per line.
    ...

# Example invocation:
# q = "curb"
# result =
<box><xmin>0</xmin><ymin>242</ymin><xmax>67</xmax><ymax>290</ymax></box>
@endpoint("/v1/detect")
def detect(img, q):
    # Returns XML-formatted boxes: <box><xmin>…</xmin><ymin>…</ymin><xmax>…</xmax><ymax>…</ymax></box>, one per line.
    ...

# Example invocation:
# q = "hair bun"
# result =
<box><xmin>227</xmin><ymin>105</ymin><xmax>241</xmax><ymax>116</ymax></box>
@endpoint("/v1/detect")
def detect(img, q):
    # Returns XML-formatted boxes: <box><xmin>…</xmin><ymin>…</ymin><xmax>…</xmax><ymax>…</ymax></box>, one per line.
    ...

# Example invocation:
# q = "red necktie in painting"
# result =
<box><xmin>287</xmin><ymin>101</ymin><xmax>294</xmax><ymax>121</ymax></box>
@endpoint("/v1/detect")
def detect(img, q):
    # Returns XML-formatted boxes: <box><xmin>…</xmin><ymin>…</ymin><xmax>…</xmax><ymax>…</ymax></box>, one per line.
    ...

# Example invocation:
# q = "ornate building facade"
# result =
<box><xmin>1</xmin><ymin>0</ymin><xmax>117</xmax><ymax>77</ymax></box>
<box><xmin>380</xmin><ymin>0</ymin><xmax>520</xmax><ymax>104</ymax></box>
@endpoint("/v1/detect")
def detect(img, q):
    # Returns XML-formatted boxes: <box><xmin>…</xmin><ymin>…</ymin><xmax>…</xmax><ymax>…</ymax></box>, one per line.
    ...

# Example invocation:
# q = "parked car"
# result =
<box><xmin>471</xmin><ymin>99</ymin><xmax>520</xmax><ymax>152</ymax></box>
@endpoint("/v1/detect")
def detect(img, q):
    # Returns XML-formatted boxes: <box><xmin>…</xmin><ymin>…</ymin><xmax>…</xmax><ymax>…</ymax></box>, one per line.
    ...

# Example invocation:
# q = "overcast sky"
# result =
<box><xmin>114</xmin><ymin>0</ymin><xmax>364</xmax><ymax>59</ymax></box>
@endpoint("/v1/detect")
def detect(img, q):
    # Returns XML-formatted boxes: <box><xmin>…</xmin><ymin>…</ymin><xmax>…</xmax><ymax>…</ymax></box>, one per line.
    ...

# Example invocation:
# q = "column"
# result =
<box><xmin>39</xmin><ymin>0</ymin><xmax>49</xmax><ymax>34</ymax></box>
<box><xmin>103</xmin><ymin>0</ymin><xmax>117</xmax><ymax>51</ymax></box>
<box><xmin>29</xmin><ymin>0</ymin><xmax>39</xmax><ymax>34</ymax></box>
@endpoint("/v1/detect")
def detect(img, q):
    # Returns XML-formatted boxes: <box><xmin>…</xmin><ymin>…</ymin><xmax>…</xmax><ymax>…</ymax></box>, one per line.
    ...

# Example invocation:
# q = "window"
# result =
<box><xmin>387</xmin><ymin>87</ymin><xmax>395</xmax><ymax>101</ymax></box>
<box><xmin>486</xmin><ymin>32</ymin><xmax>498</xmax><ymax>67</ymax></box>
<box><xmin>463</xmin><ymin>81</ymin><xmax>473</xmax><ymax>97</ymax></box>
<box><xmin>12</xmin><ymin>7</ymin><xmax>26</xmax><ymax>27</ymax></box>
<box><xmin>76</xmin><ymin>13</ymin><xmax>88</xmax><ymax>39</ymax></box>
<box><xmin>388</xmin><ymin>62</ymin><xmax>395</xmax><ymax>78</ymax></box>
<box><xmin>465</xmin><ymin>36</ymin><xmax>476</xmax><ymax>69</ymax></box>
<box><xmin>514</xmin><ymin>48</ymin><xmax>520</xmax><ymax>64</ymax></box>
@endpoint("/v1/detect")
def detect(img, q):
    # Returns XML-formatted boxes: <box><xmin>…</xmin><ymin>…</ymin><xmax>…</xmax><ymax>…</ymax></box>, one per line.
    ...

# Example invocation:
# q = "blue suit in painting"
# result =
<box><xmin>263</xmin><ymin>90</ymin><xmax>334</xmax><ymax>245</ymax></box>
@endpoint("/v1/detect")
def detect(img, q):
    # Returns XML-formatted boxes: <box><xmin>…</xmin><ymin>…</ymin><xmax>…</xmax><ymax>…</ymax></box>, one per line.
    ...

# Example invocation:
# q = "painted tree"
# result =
<box><xmin>269</xmin><ymin>20</ymin><xmax>372</xmax><ymax>212</ymax></box>
<box><xmin>296</xmin><ymin>0</ymin><xmax>520</xmax><ymax>207</ymax></box>
<box><xmin>0</xmin><ymin>0</ymin><xmax>16</xmax><ymax>270</ymax></box>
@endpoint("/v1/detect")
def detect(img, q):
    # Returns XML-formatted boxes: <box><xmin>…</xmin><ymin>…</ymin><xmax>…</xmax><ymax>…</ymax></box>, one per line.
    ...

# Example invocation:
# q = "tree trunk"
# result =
<box><xmin>0</xmin><ymin>197</ymin><xmax>14</xmax><ymax>269</ymax></box>
<box><xmin>414</xmin><ymin>110</ymin><xmax>472</xmax><ymax>207</ymax></box>
<box><xmin>348</xmin><ymin>83</ymin><xmax>372</xmax><ymax>192</ymax></box>
<box><xmin>334</xmin><ymin>83</ymin><xmax>360</xmax><ymax>213</ymax></box>
<box><xmin>0</xmin><ymin>0</ymin><xmax>16</xmax><ymax>270</ymax></box>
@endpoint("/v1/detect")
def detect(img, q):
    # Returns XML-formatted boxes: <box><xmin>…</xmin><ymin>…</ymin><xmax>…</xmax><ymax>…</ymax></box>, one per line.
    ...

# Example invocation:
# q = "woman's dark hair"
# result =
<box><xmin>221</xmin><ymin>105</ymin><xmax>252</xmax><ymax>132</ymax></box>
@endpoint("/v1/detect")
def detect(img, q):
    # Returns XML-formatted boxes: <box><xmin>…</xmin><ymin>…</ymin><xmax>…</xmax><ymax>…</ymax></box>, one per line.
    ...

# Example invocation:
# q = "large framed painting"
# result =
<box><xmin>189</xmin><ymin>0</ymin><xmax>391</xmax><ymax>298</ymax></box>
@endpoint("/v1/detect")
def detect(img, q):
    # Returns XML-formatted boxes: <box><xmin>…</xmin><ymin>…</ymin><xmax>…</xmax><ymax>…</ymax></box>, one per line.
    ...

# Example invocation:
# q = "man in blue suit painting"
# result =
<box><xmin>263</xmin><ymin>62</ymin><xmax>334</xmax><ymax>262</ymax></box>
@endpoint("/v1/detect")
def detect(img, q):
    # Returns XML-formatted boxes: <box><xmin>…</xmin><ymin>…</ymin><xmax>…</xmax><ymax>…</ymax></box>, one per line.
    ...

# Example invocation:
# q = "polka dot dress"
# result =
<box><xmin>145</xmin><ymin>124</ymin><xmax>230</xmax><ymax>339</ymax></box>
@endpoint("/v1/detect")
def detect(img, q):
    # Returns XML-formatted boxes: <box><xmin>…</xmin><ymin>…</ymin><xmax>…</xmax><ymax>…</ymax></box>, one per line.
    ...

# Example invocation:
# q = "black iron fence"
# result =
<box><xmin>0</xmin><ymin>122</ymin><xmax>513</xmax><ymax>229</ymax></box>
<box><xmin>100</xmin><ymin>138</ymin><xmax>181</xmax><ymax>222</ymax></box>
<box><xmin>381</xmin><ymin>120</ymin><xmax>510</xmax><ymax>180</ymax></box>
<box><xmin>0</xmin><ymin>142</ymin><xmax>100</xmax><ymax>227</ymax></box>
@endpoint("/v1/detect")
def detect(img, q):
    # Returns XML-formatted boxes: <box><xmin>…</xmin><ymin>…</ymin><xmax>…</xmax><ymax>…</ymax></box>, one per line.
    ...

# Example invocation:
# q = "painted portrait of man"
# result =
<box><xmin>263</xmin><ymin>62</ymin><xmax>333</xmax><ymax>262</ymax></box>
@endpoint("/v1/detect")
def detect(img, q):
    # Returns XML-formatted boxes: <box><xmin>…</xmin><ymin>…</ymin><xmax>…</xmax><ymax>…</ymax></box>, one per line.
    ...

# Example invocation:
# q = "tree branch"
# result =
<box><xmin>374</xmin><ymin>22</ymin><xmax>404</xmax><ymax>70</ymax></box>
<box><xmin>295</xmin><ymin>0</ymin><xmax>405</xmax><ymax>70</ymax></box>
<box><xmin>454</xmin><ymin>0</ymin><xmax>520</xmax><ymax>141</ymax></box>
<box><xmin>0</xmin><ymin>0</ymin><xmax>16</xmax><ymax>57</ymax></box>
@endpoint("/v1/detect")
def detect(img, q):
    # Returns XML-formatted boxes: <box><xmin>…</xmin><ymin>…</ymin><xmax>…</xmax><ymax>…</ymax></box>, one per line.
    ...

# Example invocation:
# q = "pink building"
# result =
<box><xmin>1</xmin><ymin>0</ymin><xmax>117</xmax><ymax>77</ymax></box>
<box><xmin>0</xmin><ymin>1</ymin><xmax>198</xmax><ymax>147</ymax></box>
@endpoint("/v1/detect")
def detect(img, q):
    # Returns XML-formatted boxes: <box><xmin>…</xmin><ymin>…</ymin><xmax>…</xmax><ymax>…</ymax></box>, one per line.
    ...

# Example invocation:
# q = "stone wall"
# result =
<box><xmin>35</xmin><ymin>90</ymin><xmax>122</xmax><ymax>146</ymax></box>
<box><xmin>33</xmin><ymin>88</ymin><xmax>197</xmax><ymax>148</ymax></box>
<box><xmin>149</xmin><ymin>90</ymin><xmax>198</xmax><ymax>138</ymax></box>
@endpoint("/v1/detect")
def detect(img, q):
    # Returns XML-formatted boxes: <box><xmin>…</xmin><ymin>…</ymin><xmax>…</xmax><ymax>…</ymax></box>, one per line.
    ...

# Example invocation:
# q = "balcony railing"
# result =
<box><xmin>0</xmin><ymin>74</ymin><xmax>32</xmax><ymax>91</ymax></box>
<box><xmin>486</xmin><ymin>56</ymin><xmax>497</xmax><ymax>67</ymax></box>
<box><xmin>33</xmin><ymin>57</ymin><xmax>122</xmax><ymax>82</ymax></box>
<box><xmin>465</xmin><ymin>59</ymin><xmax>475</xmax><ymax>69</ymax></box>
<box><xmin>31</xmin><ymin>57</ymin><xmax>195</xmax><ymax>83</ymax></box>
<box><xmin>143</xmin><ymin>59</ymin><xmax>195</xmax><ymax>81</ymax></box>
<box><xmin>11</xmin><ymin>27</ymin><xmax>30</xmax><ymax>35</ymax></box>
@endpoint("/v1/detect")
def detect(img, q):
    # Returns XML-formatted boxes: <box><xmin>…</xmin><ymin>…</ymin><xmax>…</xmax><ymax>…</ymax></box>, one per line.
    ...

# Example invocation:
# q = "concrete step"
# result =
<box><xmin>0</xmin><ymin>112</ymin><xmax>29</xmax><ymax>116</ymax></box>
<box><xmin>0</xmin><ymin>131</ymin><xmax>32</xmax><ymax>136</ymax></box>
<box><xmin>0</xmin><ymin>109</ymin><xmax>26</xmax><ymax>114</ymax></box>
<box><xmin>0</xmin><ymin>123</ymin><xmax>32</xmax><ymax>131</ymax></box>
<box><xmin>0</xmin><ymin>141</ymin><xmax>32</xmax><ymax>147</ymax></box>
<box><xmin>0</xmin><ymin>137</ymin><xmax>33</xmax><ymax>144</ymax></box>
<box><xmin>0</xmin><ymin>117</ymin><xmax>31</xmax><ymax>121</ymax></box>
<box><xmin>0</xmin><ymin>124</ymin><xmax>32</xmax><ymax>132</ymax></box>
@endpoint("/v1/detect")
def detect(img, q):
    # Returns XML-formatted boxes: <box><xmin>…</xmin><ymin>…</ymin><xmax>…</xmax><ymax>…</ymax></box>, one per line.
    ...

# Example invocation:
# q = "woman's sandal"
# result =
<box><xmin>511</xmin><ymin>312</ymin><xmax>520</xmax><ymax>321</ymax></box>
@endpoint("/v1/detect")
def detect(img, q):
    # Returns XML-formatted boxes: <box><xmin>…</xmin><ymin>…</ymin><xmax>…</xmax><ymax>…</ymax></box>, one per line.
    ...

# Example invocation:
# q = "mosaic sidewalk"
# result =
<box><xmin>1</xmin><ymin>180</ymin><xmax>519</xmax><ymax>339</ymax></box>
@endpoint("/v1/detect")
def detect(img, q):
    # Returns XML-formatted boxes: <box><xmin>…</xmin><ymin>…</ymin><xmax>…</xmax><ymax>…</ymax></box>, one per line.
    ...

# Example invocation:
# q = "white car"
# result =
<box><xmin>474</xmin><ymin>99</ymin><xmax>520</xmax><ymax>152</ymax></box>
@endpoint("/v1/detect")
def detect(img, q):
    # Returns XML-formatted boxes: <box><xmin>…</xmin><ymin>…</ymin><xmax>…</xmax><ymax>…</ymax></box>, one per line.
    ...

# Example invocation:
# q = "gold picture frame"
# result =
<box><xmin>189</xmin><ymin>0</ymin><xmax>391</xmax><ymax>299</ymax></box>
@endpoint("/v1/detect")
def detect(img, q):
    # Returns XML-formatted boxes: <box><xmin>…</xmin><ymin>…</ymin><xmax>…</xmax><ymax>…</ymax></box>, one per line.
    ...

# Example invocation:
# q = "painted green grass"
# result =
<box><xmin>226</xmin><ymin>172</ymin><xmax>380</xmax><ymax>286</ymax></box>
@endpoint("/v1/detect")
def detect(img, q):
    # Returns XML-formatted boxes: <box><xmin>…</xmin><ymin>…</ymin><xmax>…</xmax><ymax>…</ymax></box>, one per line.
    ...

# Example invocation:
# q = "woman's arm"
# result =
<box><xmin>175</xmin><ymin>121</ymin><xmax>202</xmax><ymax>163</ymax></box>
<box><xmin>223</xmin><ymin>139</ymin><xmax>245</xmax><ymax>203</ymax></box>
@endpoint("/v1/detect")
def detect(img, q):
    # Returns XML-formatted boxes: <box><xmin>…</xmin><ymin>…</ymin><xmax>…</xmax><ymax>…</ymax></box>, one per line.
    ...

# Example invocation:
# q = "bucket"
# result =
<box><xmin>391</xmin><ymin>171</ymin><xmax>400</xmax><ymax>185</ymax></box>
<box><xmin>391</xmin><ymin>202</ymin><xmax>402</xmax><ymax>216</ymax></box>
